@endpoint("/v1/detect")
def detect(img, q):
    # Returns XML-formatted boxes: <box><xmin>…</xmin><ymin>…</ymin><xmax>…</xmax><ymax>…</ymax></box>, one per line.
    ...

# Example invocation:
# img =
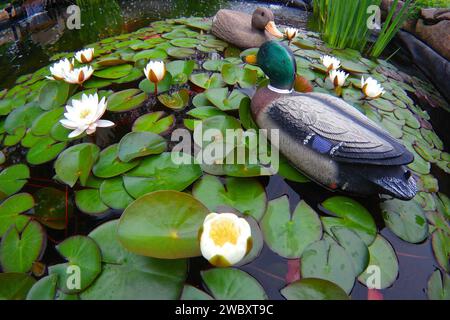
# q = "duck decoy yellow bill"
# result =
<box><xmin>265</xmin><ymin>21</ymin><xmax>284</xmax><ymax>38</ymax></box>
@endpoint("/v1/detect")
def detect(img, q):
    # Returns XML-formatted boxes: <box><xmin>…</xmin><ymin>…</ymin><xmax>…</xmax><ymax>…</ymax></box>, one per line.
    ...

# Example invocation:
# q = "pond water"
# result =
<box><xmin>0</xmin><ymin>0</ymin><xmax>448</xmax><ymax>300</ymax></box>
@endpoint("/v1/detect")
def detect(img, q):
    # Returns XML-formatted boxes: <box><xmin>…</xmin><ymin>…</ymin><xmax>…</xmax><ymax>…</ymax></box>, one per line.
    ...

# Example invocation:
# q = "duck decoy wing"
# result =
<box><xmin>268</xmin><ymin>93</ymin><xmax>413</xmax><ymax>166</ymax></box>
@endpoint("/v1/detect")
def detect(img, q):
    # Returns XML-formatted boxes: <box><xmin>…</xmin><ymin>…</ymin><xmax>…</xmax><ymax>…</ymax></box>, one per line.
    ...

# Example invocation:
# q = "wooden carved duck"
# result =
<box><xmin>212</xmin><ymin>7</ymin><xmax>284</xmax><ymax>49</ymax></box>
<box><xmin>251</xmin><ymin>41</ymin><xmax>417</xmax><ymax>200</ymax></box>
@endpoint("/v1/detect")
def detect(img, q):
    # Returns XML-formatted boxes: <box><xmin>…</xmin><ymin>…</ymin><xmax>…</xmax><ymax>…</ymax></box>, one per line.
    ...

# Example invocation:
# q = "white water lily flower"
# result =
<box><xmin>60</xmin><ymin>93</ymin><xmax>114</xmax><ymax>138</ymax></box>
<box><xmin>329</xmin><ymin>69</ymin><xmax>349</xmax><ymax>87</ymax></box>
<box><xmin>284</xmin><ymin>27</ymin><xmax>298</xmax><ymax>42</ymax></box>
<box><xmin>361</xmin><ymin>76</ymin><xmax>385</xmax><ymax>99</ymax></box>
<box><xmin>144</xmin><ymin>61</ymin><xmax>166</xmax><ymax>84</ymax></box>
<box><xmin>63</xmin><ymin>66</ymin><xmax>94</xmax><ymax>85</ymax></box>
<box><xmin>75</xmin><ymin>48</ymin><xmax>95</xmax><ymax>64</ymax></box>
<box><xmin>321</xmin><ymin>55</ymin><xmax>341</xmax><ymax>71</ymax></box>
<box><xmin>47</xmin><ymin>58</ymin><xmax>74</xmax><ymax>81</ymax></box>
<box><xmin>200</xmin><ymin>213</ymin><xmax>252</xmax><ymax>267</ymax></box>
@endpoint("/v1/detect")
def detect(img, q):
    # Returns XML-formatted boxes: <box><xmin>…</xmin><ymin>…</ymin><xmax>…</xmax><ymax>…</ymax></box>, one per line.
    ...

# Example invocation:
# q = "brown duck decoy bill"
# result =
<box><xmin>265</xmin><ymin>21</ymin><xmax>284</xmax><ymax>38</ymax></box>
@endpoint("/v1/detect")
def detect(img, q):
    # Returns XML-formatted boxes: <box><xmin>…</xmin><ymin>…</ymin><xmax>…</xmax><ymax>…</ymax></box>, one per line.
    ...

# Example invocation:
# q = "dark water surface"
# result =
<box><xmin>0</xmin><ymin>0</ymin><xmax>447</xmax><ymax>300</ymax></box>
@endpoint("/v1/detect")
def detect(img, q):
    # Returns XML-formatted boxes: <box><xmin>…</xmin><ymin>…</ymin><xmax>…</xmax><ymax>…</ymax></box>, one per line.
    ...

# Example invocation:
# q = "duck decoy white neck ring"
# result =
<box><xmin>268</xmin><ymin>85</ymin><xmax>293</xmax><ymax>94</ymax></box>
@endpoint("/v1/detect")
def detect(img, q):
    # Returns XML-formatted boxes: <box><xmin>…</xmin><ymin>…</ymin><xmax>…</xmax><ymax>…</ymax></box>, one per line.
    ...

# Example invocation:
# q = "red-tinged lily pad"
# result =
<box><xmin>33</xmin><ymin>187</ymin><xmax>73</xmax><ymax>230</ymax></box>
<box><xmin>117</xmin><ymin>191</ymin><xmax>209</xmax><ymax>259</ymax></box>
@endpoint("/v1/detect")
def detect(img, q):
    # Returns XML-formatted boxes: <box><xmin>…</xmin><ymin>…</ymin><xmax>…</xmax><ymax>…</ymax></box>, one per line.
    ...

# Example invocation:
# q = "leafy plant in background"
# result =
<box><xmin>369</xmin><ymin>0</ymin><xmax>414</xmax><ymax>58</ymax></box>
<box><xmin>410</xmin><ymin>0</ymin><xmax>450</xmax><ymax>19</ymax></box>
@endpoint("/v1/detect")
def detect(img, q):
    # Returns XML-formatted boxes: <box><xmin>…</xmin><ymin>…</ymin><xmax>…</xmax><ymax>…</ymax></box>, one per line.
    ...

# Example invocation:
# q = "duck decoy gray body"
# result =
<box><xmin>212</xmin><ymin>7</ymin><xmax>284</xmax><ymax>49</ymax></box>
<box><xmin>251</xmin><ymin>41</ymin><xmax>417</xmax><ymax>200</ymax></box>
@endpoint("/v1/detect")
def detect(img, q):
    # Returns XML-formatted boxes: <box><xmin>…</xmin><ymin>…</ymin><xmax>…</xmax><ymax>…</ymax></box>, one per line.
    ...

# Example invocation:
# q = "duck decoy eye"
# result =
<box><xmin>404</xmin><ymin>170</ymin><xmax>412</xmax><ymax>180</ymax></box>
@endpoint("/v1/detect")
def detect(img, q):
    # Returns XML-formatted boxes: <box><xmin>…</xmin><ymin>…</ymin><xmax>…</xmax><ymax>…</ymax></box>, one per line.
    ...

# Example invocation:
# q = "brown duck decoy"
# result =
<box><xmin>212</xmin><ymin>7</ymin><xmax>284</xmax><ymax>49</ymax></box>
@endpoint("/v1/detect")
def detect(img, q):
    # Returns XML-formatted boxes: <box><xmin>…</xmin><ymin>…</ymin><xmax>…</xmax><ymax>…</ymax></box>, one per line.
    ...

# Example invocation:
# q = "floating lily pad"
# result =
<box><xmin>83</xmin><ymin>78</ymin><xmax>113</xmax><ymax>89</ymax></box>
<box><xmin>132</xmin><ymin>111</ymin><xmax>175</xmax><ymax>135</ymax></box>
<box><xmin>432</xmin><ymin>229</ymin><xmax>450</xmax><ymax>272</ymax></box>
<box><xmin>0</xmin><ymin>273</ymin><xmax>36</xmax><ymax>300</ymax></box>
<box><xmin>427</xmin><ymin>269</ymin><xmax>450</xmax><ymax>300</ymax></box>
<box><xmin>94</xmin><ymin>64</ymin><xmax>133</xmax><ymax>79</ymax></box>
<box><xmin>118</xmin><ymin>132</ymin><xmax>166</xmax><ymax>162</ymax></box>
<box><xmin>26</xmin><ymin>274</ymin><xmax>58</xmax><ymax>300</ymax></box>
<box><xmin>3</xmin><ymin>126</ymin><xmax>26</xmax><ymax>146</ymax></box>
<box><xmin>114</xmin><ymin>67</ymin><xmax>144</xmax><ymax>84</ymax></box>
<box><xmin>204</xmin><ymin>88</ymin><xmax>246</xmax><ymax>111</ymax></box>
<box><xmin>190</xmin><ymin>73</ymin><xmax>225</xmax><ymax>89</ymax></box>
<box><xmin>187</xmin><ymin>107</ymin><xmax>227</xmax><ymax>120</ymax></box>
<box><xmin>358</xmin><ymin>235</ymin><xmax>399</xmax><ymax>289</ymax></box>
<box><xmin>81</xmin><ymin>220</ymin><xmax>187</xmax><ymax>299</ymax></box>
<box><xmin>167</xmin><ymin>47</ymin><xmax>195</xmax><ymax>59</ymax></box>
<box><xmin>123</xmin><ymin>152</ymin><xmax>202</xmax><ymax>199</ymax></box>
<box><xmin>30</xmin><ymin>107</ymin><xmax>64</xmax><ymax>136</ymax></box>
<box><xmin>158</xmin><ymin>89</ymin><xmax>190</xmax><ymax>110</ymax></box>
<box><xmin>281</xmin><ymin>278</ymin><xmax>349</xmax><ymax>300</ymax></box>
<box><xmin>278</xmin><ymin>156</ymin><xmax>310</xmax><ymax>183</ymax></box>
<box><xmin>341</xmin><ymin>59</ymin><xmax>369</xmax><ymax>74</ymax></box>
<box><xmin>321</xmin><ymin>196</ymin><xmax>377</xmax><ymax>246</ymax></box>
<box><xmin>4</xmin><ymin>102</ymin><xmax>43</xmax><ymax>134</ymax></box>
<box><xmin>166</xmin><ymin>60</ymin><xmax>195</xmax><ymax>84</ymax></box>
<box><xmin>49</xmin><ymin>236</ymin><xmax>102</xmax><ymax>294</ymax></box>
<box><xmin>33</xmin><ymin>187</ymin><xmax>73</xmax><ymax>230</ymax></box>
<box><xmin>38</xmin><ymin>81</ymin><xmax>70</xmax><ymax>111</ymax></box>
<box><xmin>139</xmin><ymin>72</ymin><xmax>173</xmax><ymax>94</ymax></box>
<box><xmin>170</xmin><ymin>38</ymin><xmax>199</xmax><ymax>48</ymax></box>
<box><xmin>181</xmin><ymin>285</ymin><xmax>213</xmax><ymax>300</ymax></box>
<box><xmin>26</xmin><ymin>137</ymin><xmax>67</xmax><ymax>165</ymax></box>
<box><xmin>0</xmin><ymin>164</ymin><xmax>29</xmax><ymax>200</ymax></box>
<box><xmin>222</xmin><ymin>63</ymin><xmax>258</xmax><ymax>88</ymax></box>
<box><xmin>0</xmin><ymin>220</ymin><xmax>46</xmax><ymax>273</ymax></box>
<box><xmin>261</xmin><ymin>196</ymin><xmax>322</xmax><ymax>258</ymax></box>
<box><xmin>99</xmin><ymin>178</ymin><xmax>134</xmax><ymax>210</ymax></box>
<box><xmin>201</xmin><ymin>268</ymin><xmax>267</xmax><ymax>300</ymax></box>
<box><xmin>54</xmin><ymin>143</ymin><xmax>100</xmax><ymax>187</ymax></box>
<box><xmin>93</xmin><ymin>144</ymin><xmax>140</xmax><ymax>178</ymax></box>
<box><xmin>107</xmin><ymin>89</ymin><xmax>147</xmax><ymax>112</ymax></box>
<box><xmin>75</xmin><ymin>188</ymin><xmax>109</xmax><ymax>215</ymax></box>
<box><xmin>192</xmin><ymin>175</ymin><xmax>267</xmax><ymax>221</ymax></box>
<box><xmin>118</xmin><ymin>191</ymin><xmax>209</xmax><ymax>258</ymax></box>
<box><xmin>0</xmin><ymin>193</ymin><xmax>34</xmax><ymax>237</ymax></box>
<box><xmin>293</xmin><ymin>39</ymin><xmax>316</xmax><ymax>50</ymax></box>
<box><xmin>380</xmin><ymin>198</ymin><xmax>428</xmax><ymax>243</ymax></box>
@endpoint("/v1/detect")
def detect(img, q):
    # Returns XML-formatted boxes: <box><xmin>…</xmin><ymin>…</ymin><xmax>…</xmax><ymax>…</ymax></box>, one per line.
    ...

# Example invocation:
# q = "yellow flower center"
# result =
<box><xmin>79</xmin><ymin>109</ymin><xmax>91</xmax><ymax>119</ymax></box>
<box><xmin>209</xmin><ymin>218</ymin><xmax>239</xmax><ymax>247</ymax></box>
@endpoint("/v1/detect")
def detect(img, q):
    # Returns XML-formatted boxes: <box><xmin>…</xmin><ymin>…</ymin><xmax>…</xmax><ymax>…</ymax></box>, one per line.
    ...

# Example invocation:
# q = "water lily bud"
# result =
<box><xmin>320</xmin><ymin>55</ymin><xmax>341</xmax><ymax>71</ymax></box>
<box><xmin>329</xmin><ymin>69</ymin><xmax>349</xmax><ymax>88</ymax></box>
<box><xmin>284</xmin><ymin>27</ymin><xmax>298</xmax><ymax>42</ymax></box>
<box><xmin>60</xmin><ymin>93</ymin><xmax>114</xmax><ymax>138</ymax></box>
<box><xmin>75</xmin><ymin>48</ymin><xmax>95</xmax><ymax>64</ymax></box>
<box><xmin>47</xmin><ymin>58</ymin><xmax>74</xmax><ymax>81</ymax></box>
<box><xmin>63</xmin><ymin>66</ymin><xmax>94</xmax><ymax>85</ymax></box>
<box><xmin>361</xmin><ymin>76</ymin><xmax>385</xmax><ymax>99</ymax></box>
<box><xmin>144</xmin><ymin>61</ymin><xmax>166</xmax><ymax>84</ymax></box>
<box><xmin>200</xmin><ymin>213</ymin><xmax>252</xmax><ymax>267</ymax></box>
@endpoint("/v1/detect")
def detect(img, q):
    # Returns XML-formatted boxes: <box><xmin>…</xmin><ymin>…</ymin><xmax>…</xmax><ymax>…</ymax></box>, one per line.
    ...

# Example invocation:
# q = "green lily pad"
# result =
<box><xmin>190</xmin><ymin>73</ymin><xmax>225</xmax><ymax>89</ymax></box>
<box><xmin>26</xmin><ymin>274</ymin><xmax>58</xmax><ymax>300</ymax></box>
<box><xmin>118</xmin><ymin>191</ymin><xmax>209</xmax><ymax>259</ymax></box>
<box><xmin>4</xmin><ymin>102</ymin><xmax>43</xmax><ymax>134</ymax></box>
<box><xmin>205</xmin><ymin>88</ymin><xmax>246</xmax><ymax>111</ymax></box>
<box><xmin>33</xmin><ymin>187</ymin><xmax>73</xmax><ymax>230</ymax></box>
<box><xmin>201</xmin><ymin>268</ymin><xmax>267</xmax><ymax>300</ymax></box>
<box><xmin>431</xmin><ymin>229</ymin><xmax>450</xmax><ymax>272</ymax></box>
<box><xmin>83</xmin><ymin>78</ymin><xmax>113</xmax><ymax>89</ymax></box>
<box><xmin>26</xmin><ymin>137</ymin><xmax>67</xmax><ymax>165</ymax></box>
<box><xmin>380</xmin><ymin>198</ymin><xmax>428</xmax><ymax>243</ymax></box>
<box><xmin>99</xmin><ymin>178</ymin><xmax>134</xmax><ymax>210</ymax></box>
<box><xmin>123</xmin><ymin>152</ymin><xmax>202</xmax><ymax>199</ymax></box>
<box><xmin>0</xmin><ymin>193</ymin><xmax>34</xmax><ymax>237</ymax></box>
<box><xmin>132</xmin><ymin>49</ymin><xmax>167</xmax><ymax>62</ymax></box>
<box><xmin>94</xmin><ymin>64</ymin><xmax>133</xmax><ymax>79</ymax></box>
<box><xmin>30</xmin><ymin>107</ymin><xmax>64</xmax><ymax>136</ymax></box>
<box><xmin>192</xmin><ymin>175</ymin><xmax>267</xmax><ymax>221</ymax></box>
<box><xmin>157</xmin><ymin>89</ymin><xmax>190</xmax><ymax>110</ymax></box>
<box><xmin>114</xmin><ymin>67</ymin><xmax>144</xmax><ymax>84</ymax></box>
<box><xmin>118</xmin><ymin>132</ymin><xmax>166</xmax><ymax>162</ymax></box>
<box><xmin>50</xmin><ymin>122</ymin><xmax>79</xmax><ymax>142</ymax></box>
<box><xmin>222</xmin><ymin>63</ymin><xmax>258</xmax><ymax>88</ymax></box>
<box><xmin>187</xmin><ymin>107</ymin><xmax>228</xmax><ymax>120</ymax></box>
<box><xmin>38</xmin><ymin>81</ymin><xmax>70</xmax><ymax>111</ymax></box>
<box><xmin>278</xmin><ymin>155</ymin><xmax>310</xmax><ymax>183</ymax></box>
<box><xmin>3</xmin><ymin>126</ymin><xmax>26</xmax><ymax>146</ymax></box>
<box><xmin>132</xmin><ymin>111</ymin><xmax>175</xmax><ymax>135</ymax></box>
<box><xmin>341</xmin><ymin>59</ymin><xmax>369</xmax><ymax>74</ymax></box>
<box><xmin>293</xmin><ymin>39</ymin><xmax>316</xmax><ymax>50</ymax></box>
<box><xmin>139</xmin><ymin>72</ymin><xmax>173</xmax><ymax>94</ymax></box>
<box><xmin>81</xmin><ymin>220</ymin><xmax>187</xmax><ymax>299</ymax></box>
<box><xmin>301</xmin><ymin>240</ymin><xmax>356</xmax><ymax>294</ymax></box>
<box><xmin>170</xmin><ymin>38</ymin><xmax>199</xmax><ymax>48</ymax></box>
<box><xmin>93</xmin><ymin>144</ymin><xmax>140</xmax><ymax>178</ymax></box>
<box><xmin>427</xmin><ymin>269</ymin><xmax>450</xmax><ymax>300</ymax></box>
<box><xmin>281</xmin><ymin>278</ymin><xmax>350</xmax><ymax>300</ymax></box>
<box><xmin>0</xmin><ymin>220</ymin><xmax>46</xmax><ymax>273</ymax></box>
<box><xmin>0</xmin><ymin>273</ymin><xmax>36</xmax><ymax>300</ymax></box>
<box><xmin>49</xmin><ymin>236</ymin><xmax>102</xmax><ymax>294</ymax></box>
<box><xmin>0</xmin><ymin>164</ymin><xmax>29</xmax><ymax>199</ymax></box>
<box><xmin>75</xmin><ymin>188</ymin><xmax>109</xmax><ymax>215</ymax></box>
<box><xmin>181</xmin><ymin>285</ymin><xmax>213</xmax><ymax>300</ymax></box>
<box><xmin>358</xmin><ymin>235</ymin><xmax>399</xmax><ymax>289</ymax></box>
<box><xmin>321</xmin><ymin>196</ymin><xmax>377</xmax><ymax>246</ymax></box>
<box><xmin>261</xmin><ymin>196</ymin><xmax>322</xmax><ymax>258</ymax></box>
<box><xmin>107</xmin><ymin>89</ymin><xmax>147</xmax><ymax>112</ymax></box>
<box><xmin>167</xmin><ymin>47</ymin><xmax>195</xmax><ymax>59</ymax></box>
<box><xmin>0</xmin><ymin>98</ymin><xmax>13</xmax><ymax>116</ymax></box>
<box><xmin>166</xmin><ymin>60</ymin><xmax>195</xmax><ymax>84</ymax></box>
<box><xmin>54</xmin><ymin>143</ymin><xmax>100</xmax><ymax>187</ymax></box>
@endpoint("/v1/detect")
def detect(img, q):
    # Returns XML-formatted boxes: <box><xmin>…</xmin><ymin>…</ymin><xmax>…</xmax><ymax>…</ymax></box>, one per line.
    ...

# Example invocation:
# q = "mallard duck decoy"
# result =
<box><xmin>251</xmin><ymin>41</ymin><xmax>417</xmax><ymax>200</ymax></box>
<box><xmin>212</xmin><ymin>7</ymin><xmax>284</xmax><ymax>49</ymax></box>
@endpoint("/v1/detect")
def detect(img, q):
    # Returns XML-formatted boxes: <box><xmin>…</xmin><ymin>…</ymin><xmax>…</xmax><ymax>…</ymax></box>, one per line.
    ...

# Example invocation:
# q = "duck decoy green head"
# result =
<box><xmin>257</xmin><ymin>41</ymin><xmax>297</xmax><ymax>92</ymax></box>
<box><xmin>252</xmin><ymin>7</ymin><xmax>284</xmax><ymax>38</ymax></box>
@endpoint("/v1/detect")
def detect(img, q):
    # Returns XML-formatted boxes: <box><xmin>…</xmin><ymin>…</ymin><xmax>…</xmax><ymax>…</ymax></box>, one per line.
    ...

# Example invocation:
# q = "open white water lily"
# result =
<box><xmin>284</xmin><ymin>27</ymin><xmax>298</xmax><ymax>42</ymax></box>
<box><xmin>361</xmin><ymin>76</ymin><xmax>385</xmax><ymax>99</ymax></box>
<box><xmin>329</xmin><ymin>69</ymin><xmax>349</xmax><ymax>87</ymax></box>
<box><xmin>75</xmin><ymin>48</ymin><xmax>95</xmax><ymax>64</ymax></box>
<box><xmin>63</xmin><ymin>66</ymin><xmax>94</xmax><ymax>85</ymax></box>
<box><xmin>60</xmin><ymin>93</ymin><xmax>114</xmax><ymax>138</ymax></box>
<box><xmin>200</xmin><ymin>212</ymin><xmax>252</xmax><ymax>267</ymax></box>
<box><xmin>321</xmin><ymin>55</ymin><xmax>341</xmax><ymax>71</ymax></box>
<box><xmin>47</xmin><ymin>58</ymin><xmax>74</xmax><ymax>81</ymax></box>
<box><xmin>144</xmin><ymin>60</ymin><xmax>166</xmax><ymax>95</ymax></box>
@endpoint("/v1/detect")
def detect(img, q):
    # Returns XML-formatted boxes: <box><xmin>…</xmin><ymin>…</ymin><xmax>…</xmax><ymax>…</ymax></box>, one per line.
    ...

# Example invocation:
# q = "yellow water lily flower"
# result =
<box><xmin>284</xmin><ymin>27</ymin><xmax>298</xmax><ymax>43</ymax></box>
<box><xmin>47</xmin><ymin>58</ymin><xmax>74</xmax><ymax>81</ymax></box>
<box><xmin>75</xmin><ymin>48</ymin><xmax>95</xmax><ymax>64</ymax></box>
<box><xmin>361</xmin><ymin>76</ymin><xmax>385</xmax><ymax>99</ymax></box>
<box><xmin>320</xmin><ymin>55</ymin><xmax>341</xmax><ymax>71</ymax></box>
<box><xmin>144</xmin><ymin>61</ymin><xmax>166</xmax><ymax>95</ymax></box>
<box><xmin>200</xmin><ymin>212</ymin><xmax>252</xmax><ymax>267</ymax></box>
<box><xmin>60</xmin><ymin>93</ymin><xmax>114</xmax><ymax>138</ymax></box>
<box><xmin>63</xmin><ymin>66</ymin><xmax>94</xmax><ymax>85</ymax></box>
<box><xmin>329</xmin><ymin>69</ymin><xmax>349</xmax><ymax>87</ymax></box>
